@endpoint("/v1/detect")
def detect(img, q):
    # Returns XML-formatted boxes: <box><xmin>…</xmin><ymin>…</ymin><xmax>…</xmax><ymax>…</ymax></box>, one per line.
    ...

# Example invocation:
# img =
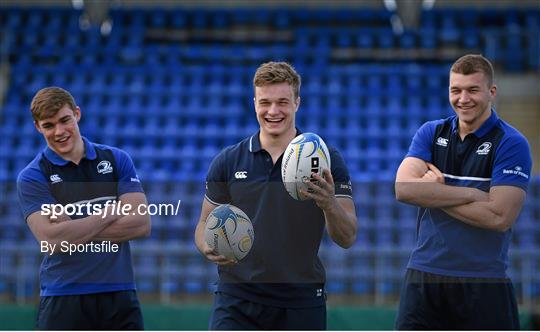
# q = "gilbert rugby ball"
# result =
<box><xmin>281</xmin><ymin>133</ymin><xmax>331</xmax><ymax>200</ymax></box>
<box><xmin>204</xmin><ymin>204</ymin><xmax>254</xmax><ymax>261</ymax></box>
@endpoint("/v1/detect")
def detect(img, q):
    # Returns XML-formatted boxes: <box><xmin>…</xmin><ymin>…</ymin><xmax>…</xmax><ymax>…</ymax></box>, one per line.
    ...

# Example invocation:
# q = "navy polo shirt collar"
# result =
<box><xmin>248</xmin><ymin>128</ymin><xmax>303</xmax><ymax>153</ymax></box>
<box><xmin>451</xmin><ymin>109</ymin><xmax>499</xmax><ymax>138</ymax></box>
<box><xmin>44</xmin><ymin>136</ymin><xmax>96</xmax><ymax>166</ymax></box>
<box><xmin>248</xmin><ymin>131</ymin><xmax>264</xmax><ymax>153</ymax></box>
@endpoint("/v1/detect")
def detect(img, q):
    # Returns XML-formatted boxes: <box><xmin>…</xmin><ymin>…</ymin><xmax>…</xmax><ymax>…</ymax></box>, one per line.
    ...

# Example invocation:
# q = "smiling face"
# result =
<box><xmin>254</xmin><ymin>82</ymin><xmax>299</xmax><ymax>139</ymax></box>
<box><xmin>449</xmin><ymin>71</ymin><xmax>496</xmax><ymax>132</ymax></box>
<box><xmin>35</xmin><ymin>105</ymin><xmax>83</xmax><ymax>160</ymax></box>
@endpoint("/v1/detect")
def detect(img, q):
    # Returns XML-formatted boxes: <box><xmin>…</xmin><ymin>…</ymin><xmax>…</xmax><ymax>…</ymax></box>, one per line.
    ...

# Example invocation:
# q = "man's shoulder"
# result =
<box><xmin>91</xmin><ymin>141</ymin><xmax>134</xmax><ymax>163</ymax></box>
<box><xmin>214</xmin><ymin>136</ymin><xmax>253</xmax><ymax>160</ymax></box>
<box><xmin>17</xmin><ymin>152</ymin><xmax>46</xmax><ymax>183</ymax></box>
<box><xmin>496</xmin><ymin>119</ymin><xmax>529</xmax><ymax>143</ymax></box>
<box><xmin>424</xmin><ymin>116</ymin><xmax>453</xmax><ymax>130</ymax></box>
<box><xmin>492</xmin><ymin>120</ymin><xmax>531</xmax><ymax>162</ymax></box>
<box><xmin>327</xmin><ymin>145</ymin><xmax>344</xmax><ymax>161</ymax></box>
<box><xmin>92</xmin><ymin>141</ymin><xmax>126</xmax><ymax>154</ymax></box>
<box><xmin>412</xmin><ymin>116</ymin><xmax>454</xmax><ymax>143</ymax></box>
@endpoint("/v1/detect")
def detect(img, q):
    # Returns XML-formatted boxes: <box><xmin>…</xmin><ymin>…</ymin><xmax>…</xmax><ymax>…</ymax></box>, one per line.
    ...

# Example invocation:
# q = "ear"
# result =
<box><xmin>489</xmin><ymin>85</ymin><xmax>497</xmax><ymax>99</ymax></box>
<box><xmin>74</xmin><ymin>106</ymin><xmax>81</xmax><ymax>122</ymax></box>
<box><xmin>34</xmin><ymin>120</ymin><xmax>43</xmax><ymax>134</ymax></box>
<box><xmin>294</xmin><ymin>97</ymin><xmax>300</xmax><ymax>112</ymax></box>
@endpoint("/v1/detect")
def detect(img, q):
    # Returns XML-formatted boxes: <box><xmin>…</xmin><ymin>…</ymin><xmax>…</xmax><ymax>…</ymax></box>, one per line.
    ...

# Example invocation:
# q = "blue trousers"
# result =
<box><xmin>395</xmin><ymin>269</ymin><xmax>520</xmax><ymax>330</ymax></box>
<box><xmin>36</xmin><ymin>290</ymin><xmax>144</xmax><ymax>330</ymax></box>
<box><xmin>209</xmin><ymin>291</ymin><xmax>326</xmax><ymax>330</ymax></box>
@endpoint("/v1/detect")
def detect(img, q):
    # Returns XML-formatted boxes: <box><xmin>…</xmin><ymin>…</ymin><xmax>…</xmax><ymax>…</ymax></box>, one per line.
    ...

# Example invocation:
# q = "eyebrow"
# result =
<box><xmin>258</xmin><ymin>98</ymin><xmax>290</xmax><ymax>102</ymax></box>
<box><xmin>40</xmin><ymin>115</ymin><xmax>71</xmax><ymax>126</ymax></box>
<box><xmin>450</xmin><ymin>85</ymin><xmax>481</xmax><ymax>90</ymax></box>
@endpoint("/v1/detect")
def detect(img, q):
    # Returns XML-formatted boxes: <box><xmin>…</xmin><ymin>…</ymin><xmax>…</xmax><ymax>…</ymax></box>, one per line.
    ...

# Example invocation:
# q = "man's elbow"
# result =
<box><xmin>140</xmin><ymin>226</ymin><xmax>151</xmax><ymax>238</ymax></box>
<box><xmin>337</xmin><ymin>225</ymin><xmax>357</xmax><ymax>249</ymax></box>
<box><xmin>339</xmin><ymin>234</ymin><xmax>356</xmax><ymax>249</ymax></box>
<box><xmin>492</xmin><ymin>216</ymin><xmax>513</xmax><ymax>233</ymax></box>
<box><xmin>137</xmin><ymin>217</ymin><xmax>151</xmax><ymax>238</ymax></box>
<box><xmin>142</xmin><ymin>219</ymin><xmax>152</xmax><ymax>237</ymax></box>
<box><xmin>395</xmin><ymin>182</ymin><xmax>412</xmax><ymax>203</ymax></box>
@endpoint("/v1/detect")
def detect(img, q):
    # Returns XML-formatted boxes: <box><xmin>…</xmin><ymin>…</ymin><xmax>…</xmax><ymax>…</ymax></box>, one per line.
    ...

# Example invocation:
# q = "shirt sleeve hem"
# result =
<box><xmin>490</xmin><ymin>182</ymin><xmax>529</xmax><ymax>192</ymax></box>
<box><xmin>405</xmin><ymin>152</ymin><xmax>431</xmax><ymax>162</ymax></box>
<box><xmin>204</xmin><ymin>195</ymin><xmax>227</xmax><ymax>206</ymax></box>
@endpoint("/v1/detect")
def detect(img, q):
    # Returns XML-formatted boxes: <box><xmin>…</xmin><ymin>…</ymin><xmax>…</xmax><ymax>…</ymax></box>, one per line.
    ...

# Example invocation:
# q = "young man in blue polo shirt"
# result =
<box><xmin>194</xmin><ymin>62</ymin><xmax>358</xmax><ymax>330</ymax></box>
<box><xmin>395</xmin><ymin>54</ymin><xmax>532</xmax><ymax>329</ymax></box>
<box><xmin>17</xmin><ymin>87</ymin><xmax>151</xmax><ymax>330</ymax></box>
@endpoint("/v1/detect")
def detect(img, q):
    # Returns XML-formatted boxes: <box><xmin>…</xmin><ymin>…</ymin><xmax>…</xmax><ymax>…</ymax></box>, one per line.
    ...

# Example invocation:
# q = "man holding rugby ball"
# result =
<box><xmin>194</xmin><ymin>62</ymin><xmax>358</xmax><ymax>330</ymax></box>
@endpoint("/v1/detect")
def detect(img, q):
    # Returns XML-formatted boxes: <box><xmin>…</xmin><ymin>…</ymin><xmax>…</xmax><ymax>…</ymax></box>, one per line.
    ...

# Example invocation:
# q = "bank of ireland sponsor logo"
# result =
<box><xmin>502</xmin><ymin>165</ymin><xmax>529</xmax><ymax>179</ymax></box>
<box><xmin>97</xmin><ymin>160</ymin><xmax>113</xmax><ymax>174</ymax></box>
<box><xmin>476</xmin><ymin>142</ymin><xmax>492</xmax><ymax>155</ymax></box>
<box><xmin>436</xmin><ymin>137</ymin><xmax>448</xmax><ymax>147</ymax></box>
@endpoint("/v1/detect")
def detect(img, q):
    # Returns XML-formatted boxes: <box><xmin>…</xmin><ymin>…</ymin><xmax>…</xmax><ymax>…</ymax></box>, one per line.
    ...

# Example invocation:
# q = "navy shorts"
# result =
<box><xmin>36</xmin><ymin>290</ymin><xmax>144</xmax><ymax>330</ymax></box>
<box><xmin>209</xmin><ymin>291</ymin><xmax>326</xmax><ymax>330</ymax></box>
<box><xmin>395</xmin><ymin>269</ymin><xmax>520</xmax><ymax>330</ymax></box>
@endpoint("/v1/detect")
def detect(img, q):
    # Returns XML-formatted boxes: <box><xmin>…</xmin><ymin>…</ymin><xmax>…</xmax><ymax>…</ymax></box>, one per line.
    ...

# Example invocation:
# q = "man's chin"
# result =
<box><xmin>262</xmin><ymin>125</ymin><xmax>283</xmax><ymax>135</ymax></box>
<box><xmin>52</xmin><ymin>144</ymin><xmax>72</xmax><ymax>155</ymax></box>
<box><xmin>263</xmin><ymin>130</ymin><xmax>281</xmax><ymax>137</ymax></box>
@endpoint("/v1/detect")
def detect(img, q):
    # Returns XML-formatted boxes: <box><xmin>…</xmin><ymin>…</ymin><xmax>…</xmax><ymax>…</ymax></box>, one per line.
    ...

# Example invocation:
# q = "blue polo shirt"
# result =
<box><xmin>406</xmin><ymin>110</ymin><xmax>532</xmax><ymax>278</ymax></box>
<box><xmin>205</xmin><ymin>130</ymin><xmax>353</xmax><ymax>308</ymax></box>
<box><xmin>17</xmin><ymin>137</ymin><xmax>144</xmax><ymax>296</ymax></box>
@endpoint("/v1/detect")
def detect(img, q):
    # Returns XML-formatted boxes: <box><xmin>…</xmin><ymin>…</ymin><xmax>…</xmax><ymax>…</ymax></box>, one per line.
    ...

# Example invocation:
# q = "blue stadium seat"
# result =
<box><xmin>2</xmin><ymin>5</ymin><xmax>539</xmax><ymax>302</ymax></box>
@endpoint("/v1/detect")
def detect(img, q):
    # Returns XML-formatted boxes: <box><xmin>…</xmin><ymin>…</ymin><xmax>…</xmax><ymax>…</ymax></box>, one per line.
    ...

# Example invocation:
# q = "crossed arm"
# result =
<box><xmin>395</xmin><ymin>157</ymin><xmax>526</xmax><ymax>232</ymax></box>
<box><xmin>93</xmin><ymin>192</ymin><xmax>151</xmax><ymax>242</ymax></box>
<box><xmin>27</xmin><ymin>192</ymin><xmax>151</xmax><ymax>251</ymax></box>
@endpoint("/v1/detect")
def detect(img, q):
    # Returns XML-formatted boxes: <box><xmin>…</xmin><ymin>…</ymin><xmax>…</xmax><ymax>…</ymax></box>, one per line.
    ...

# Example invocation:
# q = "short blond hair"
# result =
<box><xmin>450</xmin><ymin>54</ymin><xmax>495</xmax><ymax>87</ymax></box>
<box><xmin>30</xmin><ymin>87</ymin><xmax>77</xmax><ymax>121</ymax></box>
<box><xmin>253</xmin><ymin>62</ymin><xmax>301</xmax><ymax>99</ymax></box>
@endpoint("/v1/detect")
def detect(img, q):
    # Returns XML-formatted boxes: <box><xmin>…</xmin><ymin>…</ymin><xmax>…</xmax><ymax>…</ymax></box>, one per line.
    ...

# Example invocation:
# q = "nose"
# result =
<box><xmin>268</xmin><ymin>102</ymin><xmax>279</xmax><ymax>114</ymax></box>
<box><xmin>459</xmin><ymin>90</ymin><xmax>470</xmax><ymax>103</ymax></box>
<box><xmin>54</xmin><ymin>123</ymin><xmax>65</xmax><ymax>137</ymax></box>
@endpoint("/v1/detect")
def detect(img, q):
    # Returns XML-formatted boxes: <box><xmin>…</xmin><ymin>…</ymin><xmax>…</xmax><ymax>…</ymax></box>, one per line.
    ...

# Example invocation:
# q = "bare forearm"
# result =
<box><xmin>194</xmin><ymin>220</ymin><xmax>207</xmax><ymax>254</ymax></box>
<box><xmin>324</xmin><ymin>201</ymin><xmax>357</xmax><ymax>248</ymax></box>
<box><xmin>45</xmin><ymin>215</ymin><xmax>114</xmax><ymax>247</ymax></box>
<box><xmin>93</xmin><ymin>215</ymin><xmax>151</xmax><ymax>242</ymax></box>
<box><xmin>395</xmin><ymin>182</ymin><xmax>487</xmax><ymax>208</ymax></box>
<box><xmin>442</xmin><ymin>202</ymin><xmax>512</xmax><ymax>232</ymax></box>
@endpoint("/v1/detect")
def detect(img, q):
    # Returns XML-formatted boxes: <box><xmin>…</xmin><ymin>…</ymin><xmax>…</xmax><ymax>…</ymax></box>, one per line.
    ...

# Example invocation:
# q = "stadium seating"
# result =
<box><xmin>0</xmin><ymin>5</ymin><xmax>538</xmax><ymax>303</ymax></box>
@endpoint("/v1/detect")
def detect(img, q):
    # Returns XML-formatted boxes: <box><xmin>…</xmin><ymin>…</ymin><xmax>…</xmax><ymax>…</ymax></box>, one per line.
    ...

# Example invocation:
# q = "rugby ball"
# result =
<box><xmin>281</xmin><ymin>133</ymin><xmax>331</xmax><ymax>200</ymax></box>
<box><xmin>204</xmin><ymin>204</ymin><xmax>254</xmax><ymax>261</ymax></box>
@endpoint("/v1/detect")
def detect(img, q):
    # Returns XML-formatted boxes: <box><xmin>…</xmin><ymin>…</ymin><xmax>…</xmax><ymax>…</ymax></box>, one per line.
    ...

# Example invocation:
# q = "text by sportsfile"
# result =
<box><xmin>41</xmin><ymin>240</ymin><xmax>119</xmax><ymax>256</ymax></box>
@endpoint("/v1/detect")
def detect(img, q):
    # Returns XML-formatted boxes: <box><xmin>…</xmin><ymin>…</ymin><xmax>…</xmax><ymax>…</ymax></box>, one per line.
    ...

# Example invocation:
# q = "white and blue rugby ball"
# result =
<box><xmin>204</xmin><ymin>204</ymin><xmax>254</xmax><ymax>261</ymax></box>
<box><xmin>281</xmin><ymin>133</ymin><xmax>331</xmax><ymax>200</ymax></box>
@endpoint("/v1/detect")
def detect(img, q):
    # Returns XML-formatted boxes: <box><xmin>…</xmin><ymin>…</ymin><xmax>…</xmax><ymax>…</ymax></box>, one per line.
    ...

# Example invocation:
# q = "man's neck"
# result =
<box><xmin>56</xmin><ymin>138</ymin><xmax>85</xmax><ymax>165</ymax></box>
<box><xmin>458</xmin><ymin>108</ymin><xmax>492</xmax><ymax>140</ymax></box>
<box><xmin>259</xmin><ymin>127</ymin><xmax>297</xmax><ymax>162</ymax></box>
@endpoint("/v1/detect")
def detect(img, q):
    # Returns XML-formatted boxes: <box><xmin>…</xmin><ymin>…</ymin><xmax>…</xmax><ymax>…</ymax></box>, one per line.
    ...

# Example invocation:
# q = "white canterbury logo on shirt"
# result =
<box><xmin>50</xmin><ymin>174</ymin><xmax>62</xmax><ymax>184</ymax></box>
<box><xmin>234</xmin><ymin>171</ymin><xmax>247</xmax><ymax>179</ymax></box>
<box><xmin>436</xmin><ymin>137</ymin><xmax>448</xmax><ymax>147</ymax></box>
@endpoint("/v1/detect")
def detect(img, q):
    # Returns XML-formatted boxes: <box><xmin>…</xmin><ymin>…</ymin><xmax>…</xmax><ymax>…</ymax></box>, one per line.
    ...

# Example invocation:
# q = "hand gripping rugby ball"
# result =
<box><xmin>204</xmin><ymin>204</ymin><xmax>254</xmax><ymax>261</ymax></box>
<box><xmin>281</xmin><ymin>133</ymin><xmax>331</xmax><ymax>200</ymax></box>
